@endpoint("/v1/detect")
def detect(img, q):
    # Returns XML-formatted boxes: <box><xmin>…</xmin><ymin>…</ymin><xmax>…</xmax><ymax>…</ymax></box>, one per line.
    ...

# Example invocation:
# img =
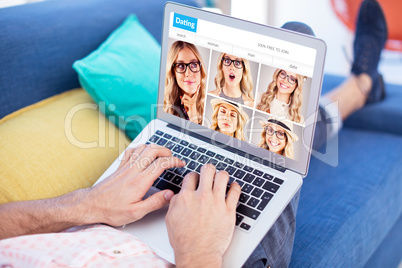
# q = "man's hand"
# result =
<box><xmin>0</xmin><ymin>143</ymin><xmax>185</xmax><ymax>239</ymax></box>
<box><xmin>165</xmin><ymin>164</ymin><xmax>241</xmax><ymax>267</ymax></box>
<box><xmin>84</xmin><ymin>144</ymin><xmax>185</xmax><ymax>227</ymax></box>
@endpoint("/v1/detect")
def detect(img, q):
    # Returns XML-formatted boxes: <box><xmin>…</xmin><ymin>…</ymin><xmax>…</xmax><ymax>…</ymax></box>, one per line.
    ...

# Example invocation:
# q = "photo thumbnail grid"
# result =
<box><xmin>163</xmin><ymin>38</ymin><xmax>313</xmax><ymax>161</ymax></box>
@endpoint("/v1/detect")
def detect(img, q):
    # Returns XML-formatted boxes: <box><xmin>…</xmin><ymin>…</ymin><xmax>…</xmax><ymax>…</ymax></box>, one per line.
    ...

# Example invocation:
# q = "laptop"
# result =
<box><xmin>95</xmin><ymin>2</ymin><xmax>326</xmax><ymax>267</ymax></box>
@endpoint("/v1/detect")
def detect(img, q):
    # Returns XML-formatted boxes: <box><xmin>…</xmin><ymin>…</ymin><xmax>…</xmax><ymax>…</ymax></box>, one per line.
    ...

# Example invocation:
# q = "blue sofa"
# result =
<box><xmin>0</xmin><ymin>0</ymin><xmax>401</xmax><ymax>267</ymax></box>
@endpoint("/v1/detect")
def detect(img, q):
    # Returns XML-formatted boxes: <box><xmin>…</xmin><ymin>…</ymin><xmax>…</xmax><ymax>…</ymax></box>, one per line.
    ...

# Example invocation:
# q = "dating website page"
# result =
<box><xmin>163</xmin><ymin>13</ymin><xmax>317</xmax><ymax>161</ymax></box>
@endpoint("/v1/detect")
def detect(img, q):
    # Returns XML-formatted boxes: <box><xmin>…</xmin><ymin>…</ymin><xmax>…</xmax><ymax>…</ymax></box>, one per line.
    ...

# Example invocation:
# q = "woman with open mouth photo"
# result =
<box><xmin>257</xmin><ymin>68</ymin><xmax>305</xmax><ymax>124</ymax></box>
<box><xmin>209</xmin><ymin>53</ymin><xmax>255</xmax><ymax>108</ymax></box>
<box><xmin>258</xmin><ymin>118</ymin><xmax>299</xmax><ymax>159</ymax></box>
<box><xmin>209</xmin><ymin>98</ymin><xmax>249</xmax><ymax>141</ymax></box>
<box><xmin>164</xmin><ymin>41</ymin><xmax>206</xmax><ymax>125</ymax></box>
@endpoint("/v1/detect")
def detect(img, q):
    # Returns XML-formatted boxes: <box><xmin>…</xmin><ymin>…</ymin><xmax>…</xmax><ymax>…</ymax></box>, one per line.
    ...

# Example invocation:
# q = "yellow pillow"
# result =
<box><xmin>0</xmin><ymin>88</ymin><xmax>131</xmax><ymax>204</ymax></box>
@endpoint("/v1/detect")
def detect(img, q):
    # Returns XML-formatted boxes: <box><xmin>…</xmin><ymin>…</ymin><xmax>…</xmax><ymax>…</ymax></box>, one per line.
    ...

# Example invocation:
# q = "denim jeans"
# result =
<box><xmin>243</xmin><ymin>106</ymin><xmax>333</xmax><ymax>268</ymax></box>
<box><xmin>243</xmin><ymin>21</ymin><xmax>334</xmax><ymax>268</ymax></box>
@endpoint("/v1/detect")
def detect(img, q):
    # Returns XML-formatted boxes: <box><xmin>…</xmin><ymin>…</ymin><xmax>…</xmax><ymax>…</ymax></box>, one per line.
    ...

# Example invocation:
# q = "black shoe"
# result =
<box><xmin>351</xmin><ymin>0</ymin><xmax>387</xmax><ymax>104</ymax></box>
<box><xmin>367</xmin><ymin>73</ymin><xmax>385</xmax><ymax>104</ymax></box>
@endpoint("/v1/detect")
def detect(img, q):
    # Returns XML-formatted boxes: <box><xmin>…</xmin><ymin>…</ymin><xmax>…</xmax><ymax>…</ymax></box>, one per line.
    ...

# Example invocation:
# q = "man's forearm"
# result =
<box><xmin>175</xmin><ymin>252</ymin><xmax>223</xmax><ymax>268</ymax></box>
<box><xmin>0</xmin><ymin>188</ymin><xmax>92</xmax><ymax>239</ymax></box>
<box><xmin>0</xmin><ymin>145</ymin><xmax>186</xmax><ymax>240</ymax></box>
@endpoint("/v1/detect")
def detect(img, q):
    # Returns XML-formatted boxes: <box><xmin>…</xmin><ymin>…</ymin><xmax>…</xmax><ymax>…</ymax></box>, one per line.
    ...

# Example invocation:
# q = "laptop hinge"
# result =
<box><xmin>167</xmin><ymin>123</ymin><xmax>286</xmax><ymax>173</ymax></box>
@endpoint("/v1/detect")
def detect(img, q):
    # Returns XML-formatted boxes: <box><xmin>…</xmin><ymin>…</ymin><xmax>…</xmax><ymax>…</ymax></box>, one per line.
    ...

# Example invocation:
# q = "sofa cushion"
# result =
<box><xmin>73</xmin><ymin>15</ymin><xmax>160</xmax><ymax>140</ymax></box>
<box><xmin>363</xmin><ymin>214</ymin><xmax>402</xmax><ymax>268</ymax></box>
<box><xmin>290</xmin><ymin>128</ymin><xmax>402</xmax><ymax>267</ymax></box>
<box><xmin>321</xmin><ymin>74</ymin><xmax>402</xmax><ymax>135</ymax></box>
<box><xmin>0</xmin><ymin>0</ymin><xmax>199</xmax><ymax>119</ymax></box>
<box><xmin>0</xmin><ymin>89</ymin><xmax>130</xmax><ymax>204</ymax></box>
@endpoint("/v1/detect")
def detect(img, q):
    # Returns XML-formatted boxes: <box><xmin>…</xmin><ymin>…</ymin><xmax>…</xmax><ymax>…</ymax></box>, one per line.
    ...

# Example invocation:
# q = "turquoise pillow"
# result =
<box><xmin>73</xmin><ymin>15</ymin><xmax>160</xmax><ymax>140</ymax></box>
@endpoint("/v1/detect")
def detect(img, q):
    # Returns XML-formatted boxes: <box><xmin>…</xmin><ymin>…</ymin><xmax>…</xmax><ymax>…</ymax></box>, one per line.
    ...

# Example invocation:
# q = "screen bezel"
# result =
<box><xmin>157</xmin><ymin>2</ymin><xmax>327</xmax><ymax>177</ymax></box>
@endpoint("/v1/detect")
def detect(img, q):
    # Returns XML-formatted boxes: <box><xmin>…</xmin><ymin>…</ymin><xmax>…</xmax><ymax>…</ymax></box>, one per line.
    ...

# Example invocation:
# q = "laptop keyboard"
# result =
<box><xmin>147</xmin><ymin>130</ymin><xmax>284</xmax><ymax>232</ymax></box>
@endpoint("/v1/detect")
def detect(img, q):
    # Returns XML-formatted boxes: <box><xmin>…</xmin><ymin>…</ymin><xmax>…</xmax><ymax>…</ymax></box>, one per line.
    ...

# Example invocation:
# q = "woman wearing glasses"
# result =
<box><xmin>258</xmin><ymin>118</ymin><xmax>299</xmax><ymax>159</ymax></box>
<box><xmin>210</xmin><ymin>98</ymin><xmax>249</xmax><ymax>141</ymax></box>
<box><xmin>257</xmin><ymin>68</ymin><xmax>305</xmax><ymax>124</ymax></box>
<box><xmin>164</xmin><ymin>41</ymin><xmax>206</xmax><ymax>124</ymax></box>
<box><xmin>209</xmin><ymin>53</ymin><xmax>255</xmax><ymax>108</ymax></box>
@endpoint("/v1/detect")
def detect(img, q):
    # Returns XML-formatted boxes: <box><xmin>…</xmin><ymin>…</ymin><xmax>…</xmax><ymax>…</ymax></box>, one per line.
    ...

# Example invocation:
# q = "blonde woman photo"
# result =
<box><xmin>210</xmin><ymin>98</ymin><xmax>249</xmax><ymax>141</ymax></box>
<box><xmin>258</xmin><ymin>118</ymin><xmax>299</xmax><ymax>159</ymax></box>
<box><xmin>164</xmin><ymin>41</ymin><xmax>206</xmax><ymax>124</ymax></box>
<box><xmin>209</xmin><ymin>53</ymin><xmax>255</xmax><ymax>108</ymax></box>
<box><xmin>257</xmin><ymin>68</ymin><xmax>305</xmax><ymax>124</ymax></box>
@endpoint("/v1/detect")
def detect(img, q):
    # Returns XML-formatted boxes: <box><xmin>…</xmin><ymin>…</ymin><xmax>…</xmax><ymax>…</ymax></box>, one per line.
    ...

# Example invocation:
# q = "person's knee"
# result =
<box><xmin>281</xmin><ymin>21</ymin><xmax>315</xmax><ymax>36</ymax></box>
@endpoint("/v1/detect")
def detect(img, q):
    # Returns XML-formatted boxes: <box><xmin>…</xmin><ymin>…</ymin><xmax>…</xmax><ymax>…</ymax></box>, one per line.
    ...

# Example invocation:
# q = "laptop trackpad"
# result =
<box><xmin>116</xmin><ymin>205</ymin><xmax>174</xmax><ymax>259</ymax></box>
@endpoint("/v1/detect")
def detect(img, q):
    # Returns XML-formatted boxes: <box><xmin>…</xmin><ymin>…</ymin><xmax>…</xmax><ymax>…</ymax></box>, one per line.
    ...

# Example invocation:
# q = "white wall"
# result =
<box><xmin>230</xmin><ymin>0</ymin><xmax>402</xmax><ymax>85</ymax></box>
<box><xmin>0</xmin><ymin>0</ymin><xmax>43</xmax><ymax>8</ymax></box>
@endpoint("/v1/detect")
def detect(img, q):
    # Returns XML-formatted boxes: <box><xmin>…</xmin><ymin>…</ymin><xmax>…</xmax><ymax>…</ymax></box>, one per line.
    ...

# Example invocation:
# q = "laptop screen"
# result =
<box><xmin>158</xmin><ymin>3</ymin><xmax>326</xmax><ymax>176</ymax></box>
